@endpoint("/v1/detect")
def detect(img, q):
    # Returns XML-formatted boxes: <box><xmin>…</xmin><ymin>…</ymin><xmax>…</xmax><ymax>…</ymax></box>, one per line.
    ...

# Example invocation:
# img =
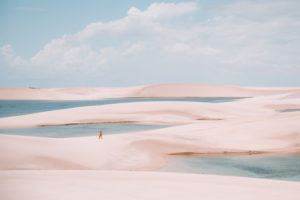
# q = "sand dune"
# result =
<box><xmin>1</xmin><ymin>112</ymin><xmax>299</xmax><ymax>171</ymax></box>
<box><xmin>1</xmin><ymin>84</ymin><xmax>300</xmax><ymax>199</ymax></box>
<box><xmin>131</xmin><ymin>84</ymin><xmax>300</xmax><ymax>98</ymax></box>
<box><xmin>0</xmin><ymin>99</ymin><xmax>276</xmax><ymax>128</ymax></box>
<box><xmin>0</xmin><ymin>93</ymin><xmax>299</xmax><ymax>171</ymax></box>
<box><xmin>0</xmin><ymin>86</ymin><xmax>142</xmax><ymax>100</ymax></box>
<box><xmin>1</xmin><ymin>84</ymin><xmax>300</xmax><ymax>100</ymax></box>
<box><xmin>1</xmin><ymin>170</ymin><xmax>300</xmax><ymax>200</ymax></box>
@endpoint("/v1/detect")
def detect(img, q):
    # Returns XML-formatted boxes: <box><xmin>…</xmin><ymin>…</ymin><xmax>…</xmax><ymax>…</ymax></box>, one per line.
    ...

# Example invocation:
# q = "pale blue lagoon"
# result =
<box><xmin>0</xmin><ymin>97</ymin><xmax>241</xmax><ymax>138</ymax></box>
<box><xmin>0</xmin><ymin>123</ymin><xmax>172</xmax><ymax>138</ymax></box>
<box><xmin>0</xmin><ymin>97</ymin><xmax>244</xmax><ymax>118</ymax></box>
<box><xmin>160</xmin><ymin>155</ymin><xmax>300</xmax><ymax>182</ymax></box>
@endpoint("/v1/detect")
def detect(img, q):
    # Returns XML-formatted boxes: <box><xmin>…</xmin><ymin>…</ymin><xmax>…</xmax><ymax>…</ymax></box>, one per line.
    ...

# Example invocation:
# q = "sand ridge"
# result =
<box><xmin>1</xmin><ymin>84</ymin><xmax>300</xmax><ymax>200</ymax></box>
<box><xmin>0</xmin><ymin>88</ymin><xmax>300</xmax><ymax>171</ymax></box>
<box><xmin>1</xmin><ymin>84</ymin><xmax>300</xmax><ymax>100</ymax></box>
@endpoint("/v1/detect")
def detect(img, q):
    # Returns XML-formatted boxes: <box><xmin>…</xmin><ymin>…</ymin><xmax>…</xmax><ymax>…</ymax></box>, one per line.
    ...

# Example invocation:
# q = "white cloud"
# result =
<box><xmin>2</xmin><ymin>2</ymin><xmax>199</xmax><ymax>71</ymax></box>
<box><xmin>127</xmin><ymin>2</ymin><xmax>197</xmax><ymax>20</ymax></box>
<box><xmin>165</xmin><ymin>43</ymin><xmax>221</xmax><ymax>55</ymax></box>
<box><xmin>0</xmin><ymin>45</ymin><xmax>27</xmax><ymax>67</ymax></box>
<box><xmin>1</xmin><ymin>0</ymin><xmax>300</xmax><ymax>86</ymax></box>
<box><xmin>122</xmin><ymin>43</ymin><xmax>145</xmax><ymax>55</ymax></box>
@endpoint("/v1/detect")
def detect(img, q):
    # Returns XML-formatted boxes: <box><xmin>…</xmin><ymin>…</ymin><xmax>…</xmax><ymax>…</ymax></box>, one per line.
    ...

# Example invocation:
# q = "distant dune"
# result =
<box><xmin>1</xmin><ymin>84</ymin><xmax>300</xmax><ymax>100</ymax></box>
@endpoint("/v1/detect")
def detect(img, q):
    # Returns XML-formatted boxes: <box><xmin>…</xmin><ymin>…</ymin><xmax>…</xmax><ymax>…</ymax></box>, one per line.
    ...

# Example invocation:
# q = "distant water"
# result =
<box><xmin>0</xmin><ymin>123</ymin><xmax>172</xmax><ymax>138</ymax></box>
<box><xmin>160</xmin><ymin>155</ymin><xmax>300</xmax><ymax>182</ymax></box>
<box><xmin>281</xmin><ymin>109</ymin><xmax>300</xmax><ymax>113</ymax></box>
<box><xmin>0</xmin><ymin>98</ymin><xmax>244</xmax><ymax>118</ymax></box>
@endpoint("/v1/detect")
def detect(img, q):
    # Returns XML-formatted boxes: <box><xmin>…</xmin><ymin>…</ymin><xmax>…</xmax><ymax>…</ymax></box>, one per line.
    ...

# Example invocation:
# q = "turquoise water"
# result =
<box><xmin>0</xmin><ymin>123</ymin><xmax>171</xmax><ymax>138</ymax></box>
<box><xmin>0</xmin><ymin>97</ymin><xmax>242</xmax><ymax>138</ymax></box>
<box><xmin>0</xmin><ymin>98</ymin><xmax>244</xmax><ymax>118</ymax></box>
<box><xmin>281</xmin><ymin>109</ymin><xmax>300</xmax><ymax>113</ymax></box>
<box><xmin>160</xmin><ymin>155</ymin><xmax>300</xmax><ymax>181</ymax></box>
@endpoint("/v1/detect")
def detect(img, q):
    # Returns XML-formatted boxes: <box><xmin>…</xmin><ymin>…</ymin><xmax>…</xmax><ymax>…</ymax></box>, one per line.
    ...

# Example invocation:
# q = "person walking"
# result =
<box><xmin>98</xmin><ymin>130</ymin><xmax>102</xmax><ymax>139</ymax></box>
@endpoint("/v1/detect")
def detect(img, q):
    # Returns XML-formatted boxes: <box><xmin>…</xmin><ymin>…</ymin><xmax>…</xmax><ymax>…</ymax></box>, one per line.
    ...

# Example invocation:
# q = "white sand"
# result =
<box><xmin>1</xmin><ymin>170</ymin><xmax>300</xmax><ymax>200</ymax></box>
<box><xmin>0</xmin><ymin>86</ymin><xmax>143</xmax><ymax>100</ymax></box>
<box><xmin>0</xmin><ymin>84</ymin><xmax>300</xmax><ymax>199</ymax></box>
<box><xmin>1</xmin><ymin>84</ymin><xmax>300</xmax><ymax>100</ymax></box>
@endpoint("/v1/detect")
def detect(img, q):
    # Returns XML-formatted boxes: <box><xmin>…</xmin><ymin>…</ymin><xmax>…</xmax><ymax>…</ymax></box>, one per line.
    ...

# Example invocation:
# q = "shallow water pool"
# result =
<box><xmin>160</xmin><ymin>154</ymin><xmax>300</xmax><ymax>181</ymax></box>
<box><xmin>0</xmin><ymin>123</ymin><xmax>172</xmax><ymax>138</ymax></box>
<box><xmin>0</xmin><ymin>97</ymin><xmax>245</xmax><ymax>118</ymax></box>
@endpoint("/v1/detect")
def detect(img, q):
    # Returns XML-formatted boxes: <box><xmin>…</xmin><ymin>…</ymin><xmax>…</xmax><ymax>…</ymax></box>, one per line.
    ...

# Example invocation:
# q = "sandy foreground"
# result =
<box><xmin>0</xmin><ymin>84</ymin><xmax>300</xmax><ymax>199</ymax></box>
<box><xmin>1</xmin><ymin>171</ymin><xmax>300</xmax><ymax>200</ymax></box>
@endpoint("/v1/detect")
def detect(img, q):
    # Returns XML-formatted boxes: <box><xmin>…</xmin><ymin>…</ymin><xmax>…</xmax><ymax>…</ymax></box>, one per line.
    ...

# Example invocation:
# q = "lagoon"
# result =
<box><xmin>160</xmin><ymin>155</ymin><xmax>300</xmax><ymax>182</ymax></box>
<box><xmin>0</xmin><ymin>123</ymin><xmax>171</xmax><ymax>138</ymax></box>
<box><xmin>0</xmin><ymin>97</ymin><xmax>244</xmax><ymax>118</ymax></box>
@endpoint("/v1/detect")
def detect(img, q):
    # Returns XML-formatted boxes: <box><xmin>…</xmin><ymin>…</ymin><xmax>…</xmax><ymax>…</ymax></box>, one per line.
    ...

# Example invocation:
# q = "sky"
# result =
<box><xmin>0</xmin><ymin>0</ymin><xmax>299</xmax><ymax>88</ymax></box>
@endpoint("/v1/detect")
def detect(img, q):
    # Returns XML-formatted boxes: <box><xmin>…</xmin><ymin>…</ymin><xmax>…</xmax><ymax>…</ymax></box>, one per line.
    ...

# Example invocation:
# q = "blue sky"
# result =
<box><xmin>0</xmin><ymin>0</ymin><xmax>299</xmax><ymax>87</ymax></box>
<box><xmin>1</xmin><ymin>0</ymin><xmax>223</xmax><ymax>58</ymax></box>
